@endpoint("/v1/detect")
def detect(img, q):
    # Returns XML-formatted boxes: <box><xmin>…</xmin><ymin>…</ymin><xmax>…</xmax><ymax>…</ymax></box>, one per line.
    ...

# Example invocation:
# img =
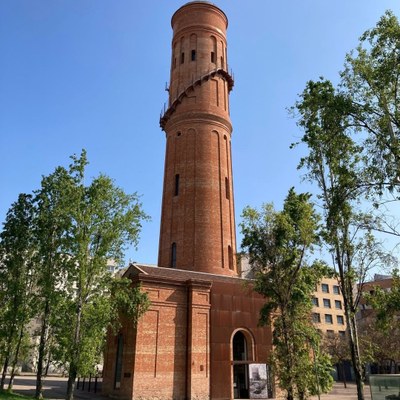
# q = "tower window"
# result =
<box><xmin>171</xmin><ymin>242</ymin><xmax>177</xmax><ymax>268</ymax></box>
<box><xmin>174</xmin><ymin>58</ymin><xmax>177</xmax><ymax>69</ymax></box>
<box><xmin>221</xmin><ymin>56</ymin><xmax>224</xmax><ymax>68</ymax></box>
<box><xmin>191</xmin><ymin>50</ymin><xmax>196</xmax><ymax>61</ymax></box>
<box><xmin>225</xmin><ymin>177</ymin><xmax>230</xmax><ymax>199</ymax></box>
<box><xmin>174</xmin><ymin>174</ymin><xmax>180</xmax><ymax>196</ymax></box>
<box><xmin>211</xmin><ymin>51</ymin><xmax>215</xmax><ymax>63</ymax></box>
<box><xmin>181</xmin><ymin>52</ymin><xmax>185</xmax><ymax>64</ymax></box>
<box><xmin>228</xmin><ymin>245</ymin><xmax>233</xmax><ymax>270</ymax></box>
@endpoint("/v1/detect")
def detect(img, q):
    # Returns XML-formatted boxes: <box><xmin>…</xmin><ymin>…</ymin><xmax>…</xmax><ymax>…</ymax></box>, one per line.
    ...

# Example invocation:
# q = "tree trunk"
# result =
<box><xmin>341</xmin><ymin>362</ymin><xmax>347</xmax><ymax>388</ymax></box>
<box><xmin>66</xmin><ymin>363</ymin><xmax>78</xmax><ymax>400</ymax></box>
<box><xmin>0</xmin><ymin>354</ymin><xmax>10</xmax><ymax>390</ymax></box>
<box><xmin>348</xmin><ymin>314</ymin><xmax>364</xmax><ymax>400</ymax></box>
<box><xmin>8</xmin><ymin>324</ymin><xmax>26</xmax><ymax>391</ymax></box>
<box><xmin>36</xmin><ymin>302</ymin><xmax>50</xmax><ymax>399</ymax></box>
<box><xmin>66</xmin><ymin>301</ymin><xmax>83</xmax><ymax>400</ymax></box>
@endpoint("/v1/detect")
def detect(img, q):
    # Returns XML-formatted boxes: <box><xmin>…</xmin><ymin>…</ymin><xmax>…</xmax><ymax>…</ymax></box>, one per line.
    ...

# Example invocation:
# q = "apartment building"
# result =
<box><xmin>312</xmin><ymin>277</ymin><xmax>347</xmax><ymax>336</ymax></box>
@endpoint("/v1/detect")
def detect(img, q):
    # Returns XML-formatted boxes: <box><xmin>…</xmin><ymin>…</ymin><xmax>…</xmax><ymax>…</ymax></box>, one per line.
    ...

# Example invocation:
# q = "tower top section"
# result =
<box><xmin>171</xmin><ymin>2</ymin><xmax>228</xmax><ymax>31</ymax></box>
<box><xmin>160</xmin><ymin>1</ymin><xmax>234</xmax><ymax>130</ymax></box>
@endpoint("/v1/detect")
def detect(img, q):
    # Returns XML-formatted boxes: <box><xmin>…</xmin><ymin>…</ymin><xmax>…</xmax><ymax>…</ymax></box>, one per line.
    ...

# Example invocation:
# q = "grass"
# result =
<box><xmin>0</xmin><ymin>391</ymin><xmax>33</xmax><ymax>400</ymax></box>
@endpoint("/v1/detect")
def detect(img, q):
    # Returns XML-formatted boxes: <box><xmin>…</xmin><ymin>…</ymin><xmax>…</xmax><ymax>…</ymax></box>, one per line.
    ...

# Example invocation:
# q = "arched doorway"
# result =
<box><xmin>232</xmin><ymin>330</ymin><xmax>253</xmax><ymax>399</ymax></box>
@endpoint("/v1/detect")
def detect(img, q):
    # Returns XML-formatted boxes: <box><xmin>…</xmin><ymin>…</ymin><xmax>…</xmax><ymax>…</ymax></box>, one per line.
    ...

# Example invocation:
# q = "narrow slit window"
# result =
<box><xmin>228</xmin><ymin>245</ymin><xmax>233</xmax><ymax>270</ymax></box>
<box><xmin>171</xmin><ymin>243</ymin><xmax>177</xmax><ymax>268</ymax></box>
<box><xmin>191</xmin><ymin>49</ymin><xmax>196</xmax><ymax>61</ymax></box>
<box><xmin>174</xmin><ymin>174</ymin><xmax>180</xmax><ymax>196</ymax></box>
<box><xmin>225</xmin><ymin>177</ymin><xmax>230</xmax><ymax>199</ymax></box>
<box><xmin>181</xmin><ymin>52</ymin><xmax>185</xmax><ymax>64</ymax></box>
<box><xmin>174</xmin><ymin>58</ymin><xmax>177</xmax><ymax>69</ymax></box>
<box><xmin>211</xmin><ymin>51</ymin><xmax>215</xmax><ymax>63</ymax></box>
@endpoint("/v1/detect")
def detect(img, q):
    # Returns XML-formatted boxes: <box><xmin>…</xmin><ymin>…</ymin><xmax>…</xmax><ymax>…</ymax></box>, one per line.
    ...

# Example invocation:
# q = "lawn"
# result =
<box><xmin>0</xmin><ymin>391</ymin><xmax>33</xmax><ymax>400</ymax></box>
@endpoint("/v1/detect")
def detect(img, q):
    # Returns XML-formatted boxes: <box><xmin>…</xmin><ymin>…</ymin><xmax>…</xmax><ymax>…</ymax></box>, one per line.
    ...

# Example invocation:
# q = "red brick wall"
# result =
<box><xmin>210</xmin><ymin>280</ymin><xmax>272</xmax><ymax>400</ymax></box>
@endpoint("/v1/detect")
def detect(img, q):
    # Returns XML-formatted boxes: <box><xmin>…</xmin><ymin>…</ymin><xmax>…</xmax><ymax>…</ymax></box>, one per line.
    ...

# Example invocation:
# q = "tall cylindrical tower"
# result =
<box><xmin>158</xmin><ymin>1</ymin><xmax>237</xmax><ymax>276</ymax></box>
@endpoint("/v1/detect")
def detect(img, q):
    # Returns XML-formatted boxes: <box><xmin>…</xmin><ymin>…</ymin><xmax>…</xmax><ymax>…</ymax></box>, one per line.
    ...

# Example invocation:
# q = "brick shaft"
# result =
<box><xmin>158</xmin><ymin>2</ymin><xmax>237</xmax><ymax>276</ymax></box>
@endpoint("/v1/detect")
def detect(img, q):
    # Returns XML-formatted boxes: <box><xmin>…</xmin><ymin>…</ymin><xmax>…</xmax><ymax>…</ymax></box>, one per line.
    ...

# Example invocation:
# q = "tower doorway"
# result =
<box><xmin>232</xmin><ymin>330</ymin><xmax>251</xmax><ymax>399</ymax></box>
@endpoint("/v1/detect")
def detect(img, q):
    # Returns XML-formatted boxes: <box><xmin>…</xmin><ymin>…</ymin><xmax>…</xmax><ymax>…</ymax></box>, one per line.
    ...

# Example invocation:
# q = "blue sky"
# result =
<box><xmin>1</xmin><ymin>1</ymin><xmax>399</xmax><ymax>266</ymax></box>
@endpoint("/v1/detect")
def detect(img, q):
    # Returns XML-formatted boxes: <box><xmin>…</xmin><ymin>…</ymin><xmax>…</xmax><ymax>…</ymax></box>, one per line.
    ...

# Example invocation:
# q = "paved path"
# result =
<box><xmin>6</xmin><ymin>375</ymin><xmax>375</xmax><ymax>400</ymax></box>
<box><xmin>310</xmin><ymin>382</ymin><xmax>372</xmax><ymax>399</ymax></box>
<box><xmin>3</xmin><ymin>375</ymin><xmax>107</xmax><ymax>400</ymax></box>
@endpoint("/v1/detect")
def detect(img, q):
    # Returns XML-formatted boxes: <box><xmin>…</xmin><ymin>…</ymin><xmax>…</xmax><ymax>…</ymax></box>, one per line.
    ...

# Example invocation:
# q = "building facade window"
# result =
<box><xmin>323</xmin><ymin>298</ymin><xmax>331</xmax><ymax>308</ymax></box>
<box><xmin>325</xmin><ymin>314</ymin><xmax>333</xmax><ymax>324</ymax></box>
<box><xmin>337</xmin><ymin>315</ymin><xmax>344</xmax><ymax>325</ymax></box>
<box><xmin>191</xmin><ymin>49</ymin><xmax>196</xmax><ymax>61</ymax></box>
<box><xmin>171</xmin><ymin>242</ymin><xmax>177</xmax><ymax>268</ymax></box>
<box><xmin>321</xmin><ymin>283</ymin><xmax>329</xmax><ymax>293</ymax></box>
<box><xmin>211</xmin><ymin>51</ymin><xmax>215</xmax><ymax>63</ymax></box>
<box><xmin>174</xmin><ymin>174</ymin><xmax>180</xmax><ymax>196</ymax></box>
<box><xmin>333</xmin><ymin>285</ymin><xmax>340</xmax><ymax>294</ymax></box>
<box><xmin>335</xmin><ymin>300</ymin><xmax>342</xmax><ymax>309</ymax></box>
<box><xmin>181</xmin><ymin>52</ymin><xmax>185</xmax><ymax>64</ymax></box>
<box><xmin>312</xmin><ymin>313</ymin><xmax>321</xmax><ymax>323</ymax></box>
<box><xmin>312</xmin><ymin>297</ymin><xmax>319</xmax><ymax>307</ymax></box>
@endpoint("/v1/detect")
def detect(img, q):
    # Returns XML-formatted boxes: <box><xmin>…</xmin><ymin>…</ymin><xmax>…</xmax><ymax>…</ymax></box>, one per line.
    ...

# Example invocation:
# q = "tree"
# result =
<box><xmin>240</xmin><ymin>188</ymin><xmax>333</xmax><ymax>400</ymax></box>
<box><xmin>360</xmin><ymin>270</ymin><xmax>400</xmax><ymax>372</ymax></box>
<box><xmin>322</xmin><ymin>333</ymin><xmax>351</xmax><ymax>388</ymax></box>
<box><xmin>292</xmin><ymin>11</ymin><xmax>400</xmax><ymax>399</ymax></box>
<box><xmin>0</xmin><ymin>194</ymin><xmax>36</xmax><ymax>391</ymax></box>
<box><xmin>33</xmin><ymin>162</ymin><xmax>75</xmax><ymax>399</ymax></box>
<box><xmin>292</xmin><ymin>78</ymin><xmax>388</xmax><ymax>400</ymax></box>
<box><xmin>37</xmin><ymin>151</ymin><xmax>149</xmax><ymax>400</ymax></box>
<box><xmin>341</xmin><ymin>11</ymin><xmax>400</xmax><ymax>197</ymax></box>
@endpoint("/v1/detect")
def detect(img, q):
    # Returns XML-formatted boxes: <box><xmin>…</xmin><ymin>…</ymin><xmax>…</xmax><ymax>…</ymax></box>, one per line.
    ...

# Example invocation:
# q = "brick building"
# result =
<box><xmin>102</xmin><ymin>2</ymin><xmax>273</xmax><ymax>399</ymax></box>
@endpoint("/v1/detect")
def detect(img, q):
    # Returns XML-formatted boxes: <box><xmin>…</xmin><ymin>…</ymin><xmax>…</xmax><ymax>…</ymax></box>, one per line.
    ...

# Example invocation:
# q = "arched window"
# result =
<box><xmin>171</xmin><ymin>242</ymin><xmax>177</xmax><ymax>268</ymax></box>
<box><xmin>233</xmin><ymin>331</ymin><xmax>248</xmax><ymax>361</ymax></box>
<box><xmin>190</xmin><ymin>34</ymin><xmax>197</xmax><ymax>61</ymax></box>
<box><xmin>232</xmin><ymin>330</ymin><xmax>253</xmax><ymax>399</ymax></box>
<box><xmin>210</xmin><ymin>36</ymin><xmax>217</xmax><ymax>64</ymax></box>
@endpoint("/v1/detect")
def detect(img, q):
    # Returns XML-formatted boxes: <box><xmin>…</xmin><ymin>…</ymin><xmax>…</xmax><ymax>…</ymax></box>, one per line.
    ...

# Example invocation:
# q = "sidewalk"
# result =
<box><xmin>310</xmin><ymin>382</ymin><xmax>372</xmax><ymax>400</ymax></box>
<box><xmin>3</xmin><ymin>375</ymin><xmax>107</xmax><ymax>400</ymax></box>
<box><xmin>6</xmin><ymin>375</ymin><xmax>373</xmax><ymax>400</ymax></box>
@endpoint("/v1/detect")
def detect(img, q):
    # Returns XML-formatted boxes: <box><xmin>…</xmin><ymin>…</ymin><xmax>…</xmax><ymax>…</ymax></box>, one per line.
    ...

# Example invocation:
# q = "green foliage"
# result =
<box><xmin>241</xmin><ymin>189</ymin><xmax>333</xmax><ymax>400</ymax></box>
<box><xmin>32</xmin><ymin>150</ymin><xmax>150</xmax><ymax>399</ymax></box>
<box><xmin>365</xmin><ymin>269</ymin><xmax>400</xmax><ymax>330</ymax></box>
<box><xmin>342</xmin><ymin>11</ymin><xmax>400</xmax><ymax>193</ymax></box>
<box><xmin>291</xmin><ymin>10</ymin><xmax>400</xmax><ymax>400</ymax></box>
<box><xmin>0</xmin><ymin>194</ymin><xmax>36</xmax><ymax>389</ymax></box>
<box><xmin>0</xmin><ymin>150</ymin><xmax>149</xmax><ymax>399</ymax></box>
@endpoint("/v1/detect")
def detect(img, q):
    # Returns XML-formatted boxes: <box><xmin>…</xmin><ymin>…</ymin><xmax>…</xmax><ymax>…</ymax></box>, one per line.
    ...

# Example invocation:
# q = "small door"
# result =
<box><xmin>233</xmin><ymin>364</ymin><xmax>249</xmax><ymax>399</ymax></box>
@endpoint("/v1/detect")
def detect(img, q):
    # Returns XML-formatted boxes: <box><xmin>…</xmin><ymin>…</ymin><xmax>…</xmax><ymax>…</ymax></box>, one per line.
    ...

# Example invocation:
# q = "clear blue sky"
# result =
<box><xmin>1</xmin><ymin>1</ymin><xmax>399</xmax><ymax>266</ymax></box>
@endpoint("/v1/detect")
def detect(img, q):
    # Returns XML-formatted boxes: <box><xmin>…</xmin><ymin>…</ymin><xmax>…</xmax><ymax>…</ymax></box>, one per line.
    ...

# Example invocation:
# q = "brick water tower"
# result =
<box><xmin>158</xmin><ymin>1</ymin><xmax>237</xmax><ymax>276</ymax></box>
<box><xmin>102</xmin><ymin>3</ymin><xmax>274</xmax><ymax>399</ymax></box>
